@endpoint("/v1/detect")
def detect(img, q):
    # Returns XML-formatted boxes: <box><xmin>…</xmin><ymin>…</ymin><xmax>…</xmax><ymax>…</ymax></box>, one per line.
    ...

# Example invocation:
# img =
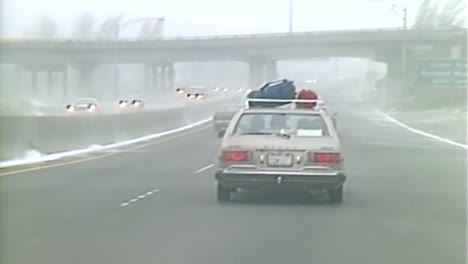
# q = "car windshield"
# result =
<box><xmin>233</xmin><ymin>113</ymin><xmax>329</xmax><ymax>137</ymax></box>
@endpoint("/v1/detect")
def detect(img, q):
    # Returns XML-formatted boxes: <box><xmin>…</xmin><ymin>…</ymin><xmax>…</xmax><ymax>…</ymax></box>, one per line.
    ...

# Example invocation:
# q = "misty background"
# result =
<box><xmin>0</xmin><ymin>0</ymin><xmax>465</xmax><ymax>112</ymax></box>
<box><xmin>2</xmin><ymin>0</ymin><xmax>465</xmax><ymax>38</ymax></box>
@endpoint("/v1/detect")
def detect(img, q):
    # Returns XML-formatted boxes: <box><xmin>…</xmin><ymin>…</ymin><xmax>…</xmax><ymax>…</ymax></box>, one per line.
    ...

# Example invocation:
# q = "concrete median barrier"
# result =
<box><xmin>0</xmin><ymin>97</ymin><xmax>240</xmax><ymax>162</ymax></box>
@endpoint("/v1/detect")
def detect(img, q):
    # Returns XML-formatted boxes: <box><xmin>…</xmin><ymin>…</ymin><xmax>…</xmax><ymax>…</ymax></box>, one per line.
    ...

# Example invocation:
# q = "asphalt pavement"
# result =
<box><xmin>0</xmin><ymin>100</ymin><xmax>465</xmax><ymax>264</ymax></box>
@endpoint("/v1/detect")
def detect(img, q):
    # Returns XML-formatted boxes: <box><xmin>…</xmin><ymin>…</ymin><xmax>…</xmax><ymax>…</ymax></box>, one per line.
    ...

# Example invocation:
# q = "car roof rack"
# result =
<box><xmin>244</xmin><ymin>98</ymin><xmax>325</xmax><ymax>110</ymax></box>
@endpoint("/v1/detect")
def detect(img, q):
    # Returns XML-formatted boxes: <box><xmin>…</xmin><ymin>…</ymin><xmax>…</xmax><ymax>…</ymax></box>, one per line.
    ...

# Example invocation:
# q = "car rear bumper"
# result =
<box><xmin>215</xmin><ymin>170</ymin><xmax>345</xmax><ymax>191</ymax></box>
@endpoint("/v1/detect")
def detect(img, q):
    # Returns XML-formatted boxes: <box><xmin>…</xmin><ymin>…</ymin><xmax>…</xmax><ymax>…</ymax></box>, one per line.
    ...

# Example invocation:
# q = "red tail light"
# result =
<box><xmin>221</xmin><ymin>151</ymin><xmax>249</xmax><ymax>162</ymax></box>
<box><xmin>313</xmin><ymin>153</ymin><xmax>341</xmax><ymax>163</ymax></box>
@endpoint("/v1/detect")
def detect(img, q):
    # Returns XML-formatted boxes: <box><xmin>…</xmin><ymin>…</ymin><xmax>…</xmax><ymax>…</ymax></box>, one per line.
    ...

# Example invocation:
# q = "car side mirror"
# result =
<box><xmin>217</xmin><ymin>129</ymin><xmax>226</xmax><ymax>138</ymax></box>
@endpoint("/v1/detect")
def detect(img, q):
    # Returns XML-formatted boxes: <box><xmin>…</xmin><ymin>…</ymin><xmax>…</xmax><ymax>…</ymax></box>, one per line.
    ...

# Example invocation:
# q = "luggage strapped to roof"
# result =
<box><xmin>246</xmin><ymin>79</ymin><xmax>296</xmax><ymax>108</ymax></box>
<box><xmin>244</xmin><ymin>98</ymin><xmax>325</xmax><ymax>110</ymax></box>
<box><xmin>245</xmin><ymin>80</ymin><xmax>323</xmax><ymax>110</ymax></box>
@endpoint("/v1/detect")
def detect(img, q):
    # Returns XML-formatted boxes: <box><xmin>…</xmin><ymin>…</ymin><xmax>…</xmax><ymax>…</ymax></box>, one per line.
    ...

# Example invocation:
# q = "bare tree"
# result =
<box><xmin>139</xmin><ymin>19</ymin><xmax>164</xmax><ymax>39</ymax></box>
<box><xmin>96</xmin><ymin>14</ymin><xmax>123</xmax><ymax>39</ymax></box>
<box><xmin>150</xmin><ymin>19</ymin><xmax>164</xmax><ymax>39</ymax></box>
<box><xmin>75</xmin><ymin>12</ymin><xmax>95</xmax><ymax>39</ymax></box>
<box><xmin>139</xmin><ymin>20</ymin><xmax>153</xmax><ymax>39</ymax></box>
<box><xmin>96</xmin><ymin>17</ymin><xmax>112</xmax><ymax>39</ymax></box>
<box><xmin>36</xmin><ymin>16</ymin><xmax>57</xmax><ymax>38</ymax></box>
<box><xmin>453</xmin><ymin>12</ymin><xmax>467</xmax><ymax>28</ymax></box>
<box><xmin>109</xmin><ymin>14</ymin><xmax>124</xmax><ymax>38</ymax></box>
<box><xmin>97</xmin><ymin>17</ymin><xmax>114</xmax><ymax>39</ymax></box>
<box><xmin>413</xmin><ymin>0</ymin><xmax>439</xmax><ymax>29</ymax></box>
<box><xmin>438</xmin><ymin>0</ymin><xmax>466</xmax><ymax>28</ymax></box>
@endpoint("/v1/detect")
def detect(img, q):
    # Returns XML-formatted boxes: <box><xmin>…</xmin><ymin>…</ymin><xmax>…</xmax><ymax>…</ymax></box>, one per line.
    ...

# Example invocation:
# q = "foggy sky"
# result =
<box><xmin>2</xmin><ymin>0</ymin><xmax>436</xmax><ymax>37</ymax></box>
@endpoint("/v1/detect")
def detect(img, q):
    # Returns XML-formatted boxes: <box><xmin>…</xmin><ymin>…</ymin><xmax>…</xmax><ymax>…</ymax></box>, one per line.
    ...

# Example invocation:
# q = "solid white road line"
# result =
<box><xmin>0</xmin><ymin>118</ymin><xmax>212</xmax><ymax>168</ymax></box>
<box><xmin>377</xmin><ymin>110</ymin><xmax>468</xmax><ymax>150</ymax></box>
<box><xmin>194</xmin><ymin>164</ymin><xmax>214</xmax><ymax>174</ymax></box>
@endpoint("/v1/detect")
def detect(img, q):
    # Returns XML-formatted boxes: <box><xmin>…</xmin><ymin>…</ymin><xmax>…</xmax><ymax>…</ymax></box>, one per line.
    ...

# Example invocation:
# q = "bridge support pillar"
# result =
<box><xmin>375</xmin><ymin>53</ymin><xmax>405</xmax><ymax>106</ymax></box>
<box><xmin>160</xmin><ymin>66</ymin><xmax>167</xmax><ymax>93</ymax></box>
<box><xmin>17</xmin><ymin>64</ymin><xmax>68</xmax><ymax>102</ymax></box>
<box><xmin>152</xmin><ymin>66</ymin><xmax>160</xmax><ymax>92</ymax></box>
<box><xmin>166</xmin><ymin>64</ymin><xmax>175</xmax><ymax>93</ymax></box>
<box><xmin>73</xmin><ymin>62</ymin><xmax>97</xmax><ymax>97</ymax></box>
<box><xmin>62</xmin><ymin>67</ymin><xmax>69</xmax><ymax>101</ymax></box>
<box><xmin>31</xmin><ymin>70</ymin><xmax>38</xmax><ymax>97</ymax></box>
<box><xmin>150</xmin><ymin>63</ymin><xmax>175</xmax><ymax>94</ymax></box>
<box><xmin>248</xmin><ymin>57</ymin><xmax>266</xmax><ymax>89</ymax></box>
<box><xmin>112</xmin><ymin>65</ymin><xmax>119</xmax><ymax>99</ymax></box>
<box><xmin>14</xmin><ymin>66</ymin><xmax>22</xmax><ymax>97</ymax></box>
<box><xmin>144</xmin><ymin>65</ymin><xmax>150</xmax><ymax>92</ymax></box>
<box><xmin>248</xmin><ymin>57</ymin><xmax>277</xmax><ymax>89</ymax></box>
<box><xmin>264</xmin><ymin>60</ymin><xmax>278</xmax><ymax>81</ymax></box>
<box><xmin>47</xmin><ymin>71</ymin><xmax>53</xmax><ymax>98</ymax></box>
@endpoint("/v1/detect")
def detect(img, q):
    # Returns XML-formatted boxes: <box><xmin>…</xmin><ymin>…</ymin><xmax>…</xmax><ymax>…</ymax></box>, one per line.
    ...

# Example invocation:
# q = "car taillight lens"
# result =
<box><xmin>313</xmin><ymin>153</ymin><xmax>341</xmax><ymax>163</ymax></box>
<box><xmin>221</xmin><ymin>151</ymin><xmax>249</xmax><ymax>162</ymax></box>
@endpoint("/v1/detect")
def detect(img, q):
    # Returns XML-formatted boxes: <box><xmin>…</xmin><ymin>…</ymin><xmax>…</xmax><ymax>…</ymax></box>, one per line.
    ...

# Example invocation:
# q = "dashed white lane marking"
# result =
<box><xmin>377</xmin><ymin>110</ymin><xmax>468</xmax><ymax>150</ymax></box>
<box><xmin>120</xmin><ymin>189</ymin><xmax>160</xmax><ymax>207</ymax></box>
<box><xmin>194</xmin><ymin>164</ymin><xmax>214</xmax><ymax>174</ymax></box>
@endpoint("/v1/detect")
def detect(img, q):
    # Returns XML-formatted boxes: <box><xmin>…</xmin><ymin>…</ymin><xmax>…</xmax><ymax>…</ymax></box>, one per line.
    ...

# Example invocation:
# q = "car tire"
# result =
<box><xmin>217</xmin><ymin>184</ymin><xmax>232</xmax><ymax>202</ymax></box>
<box><xmin>328</xmin><ymin>186</ymin><xmax>343</xmax><ymax>204</ymax></box>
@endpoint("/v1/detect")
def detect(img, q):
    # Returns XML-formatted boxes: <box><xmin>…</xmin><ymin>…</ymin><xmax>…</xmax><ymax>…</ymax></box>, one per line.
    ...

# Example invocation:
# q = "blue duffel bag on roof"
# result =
<box><xmin>247</xmin><ymin>79</ymin><xmax>296</xmax><ymax>108</ymax></box>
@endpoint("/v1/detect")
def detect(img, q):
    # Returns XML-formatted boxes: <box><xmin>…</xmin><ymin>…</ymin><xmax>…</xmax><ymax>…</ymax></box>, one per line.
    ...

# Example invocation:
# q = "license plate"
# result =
<box><xmin>267</xmin><ymin>153</ymin><xmax>293</xmax><ymax>167</ymax></box>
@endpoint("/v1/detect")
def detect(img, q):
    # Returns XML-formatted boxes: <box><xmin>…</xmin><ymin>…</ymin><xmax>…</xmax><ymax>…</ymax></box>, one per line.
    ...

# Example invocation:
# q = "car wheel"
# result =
<box><xmin>217</xmin><ymin>183</ymin><xmax>232</xmax><ymax>202</ymax></box>
<box><xmin>328</xmin><ymin>186</ymin><xmax>343</xmax><ymax>204</ymax></box>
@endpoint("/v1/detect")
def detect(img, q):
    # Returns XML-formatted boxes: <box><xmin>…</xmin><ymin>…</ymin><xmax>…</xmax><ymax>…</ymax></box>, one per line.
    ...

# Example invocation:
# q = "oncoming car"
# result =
<box><xmin>65</xmin><ymin>97</ymin><xmax>100</xmax><ymax>114</ymax></box>
<box><xmin>118</xmin><ymin>99</ymin><xmax>144</xmax><ymax>109</ymax></box>
<box><xmin>215</xmin><ymin>99</ymin><xmax>345</xmax><ymax>204</ymax></box>
<box><xmin>186</xmin><ymin>93</ymin><xmax>205</xmax><ymax>100</ymax></box>
<box><xmin>185</xmin><ymin>86</ymin><xmax>206</xmax><ymax>100</ymax></box>
<box><xmin>213</xmin><ymin>86</ymin><xmax>228</xmax><ymax>92</ymax></box>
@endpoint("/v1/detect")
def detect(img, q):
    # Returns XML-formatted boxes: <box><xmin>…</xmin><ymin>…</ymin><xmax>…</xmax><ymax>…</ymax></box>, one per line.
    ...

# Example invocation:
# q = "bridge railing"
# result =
<box><xmin>2</xmin><ymin>27</ymin><xmax>463</xmax><ymax>43</ymax></box>
<box><xmin>0</xmin><ymin>28</ymin><xmax>467</xmax><ymax>48</ymax></box>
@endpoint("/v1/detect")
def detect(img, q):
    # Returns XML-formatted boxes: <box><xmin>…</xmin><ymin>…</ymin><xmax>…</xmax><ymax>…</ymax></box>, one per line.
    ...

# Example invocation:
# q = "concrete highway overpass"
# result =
<box><xmin>0</xmin><ymin>28</ymin><xmax>466</xmax><ymax>96</ymax></box>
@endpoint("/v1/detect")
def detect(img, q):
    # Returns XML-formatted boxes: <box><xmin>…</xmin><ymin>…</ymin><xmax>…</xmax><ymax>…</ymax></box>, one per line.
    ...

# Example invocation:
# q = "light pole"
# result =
<box><xmin>364</xmin><ymin>0</ymin><xmax>407</xmax><ymax>28</ymax></box>
<box><xmin>117</xmin><ymin>17</ymin><xmax>166</xmax><ymax>39</ymax></box>
<box><xmin>112</xmin><ymin>17</ymin><xmax>165</xmax><ymax>98</ymax></box>
<box><xmin>362</xmin><ymin>0</ymin><xmax>408</xmax><ymax>91</ymax></box>
<box><xmin>289</xmin><ymin>0</ymin><xmax>293</xmax><ymax>33</ymax></box>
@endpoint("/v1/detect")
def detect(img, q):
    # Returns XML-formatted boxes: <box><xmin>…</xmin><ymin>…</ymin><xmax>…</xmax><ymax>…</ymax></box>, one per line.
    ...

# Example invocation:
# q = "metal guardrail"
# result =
<box><xmin>1</xmin><ymin>27</ymin><xmax>464</xmax><ymax>43</ymax></box>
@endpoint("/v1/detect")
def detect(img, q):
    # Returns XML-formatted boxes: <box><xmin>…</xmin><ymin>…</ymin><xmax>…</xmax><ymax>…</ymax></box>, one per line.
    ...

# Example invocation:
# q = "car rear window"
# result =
<box><xmin>233</xmin><ymin>113</ymin><xmax>330</xmax><ymax>137</ymax></box>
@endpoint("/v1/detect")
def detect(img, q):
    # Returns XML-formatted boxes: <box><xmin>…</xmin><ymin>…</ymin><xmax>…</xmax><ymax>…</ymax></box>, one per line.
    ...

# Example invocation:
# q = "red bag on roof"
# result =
<box><xmin>296</xmin><ymin>89</ymin><xmax>318</xmax><ymax>109</ymax></box>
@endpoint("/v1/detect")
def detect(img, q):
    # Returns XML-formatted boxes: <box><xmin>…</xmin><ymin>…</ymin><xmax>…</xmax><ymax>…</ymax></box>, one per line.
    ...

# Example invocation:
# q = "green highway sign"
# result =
<box><xmin>417</xmin><ymin>59</ymin><xmax>467</xmax><ymax>87</ymax></box>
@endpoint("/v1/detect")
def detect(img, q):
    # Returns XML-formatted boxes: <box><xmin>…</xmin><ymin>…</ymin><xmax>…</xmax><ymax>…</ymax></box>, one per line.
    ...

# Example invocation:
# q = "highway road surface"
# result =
<box><xmin>0</xmin><ymin>100</ymin><xmax>465</xmax><ymax>264</ymax></box>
